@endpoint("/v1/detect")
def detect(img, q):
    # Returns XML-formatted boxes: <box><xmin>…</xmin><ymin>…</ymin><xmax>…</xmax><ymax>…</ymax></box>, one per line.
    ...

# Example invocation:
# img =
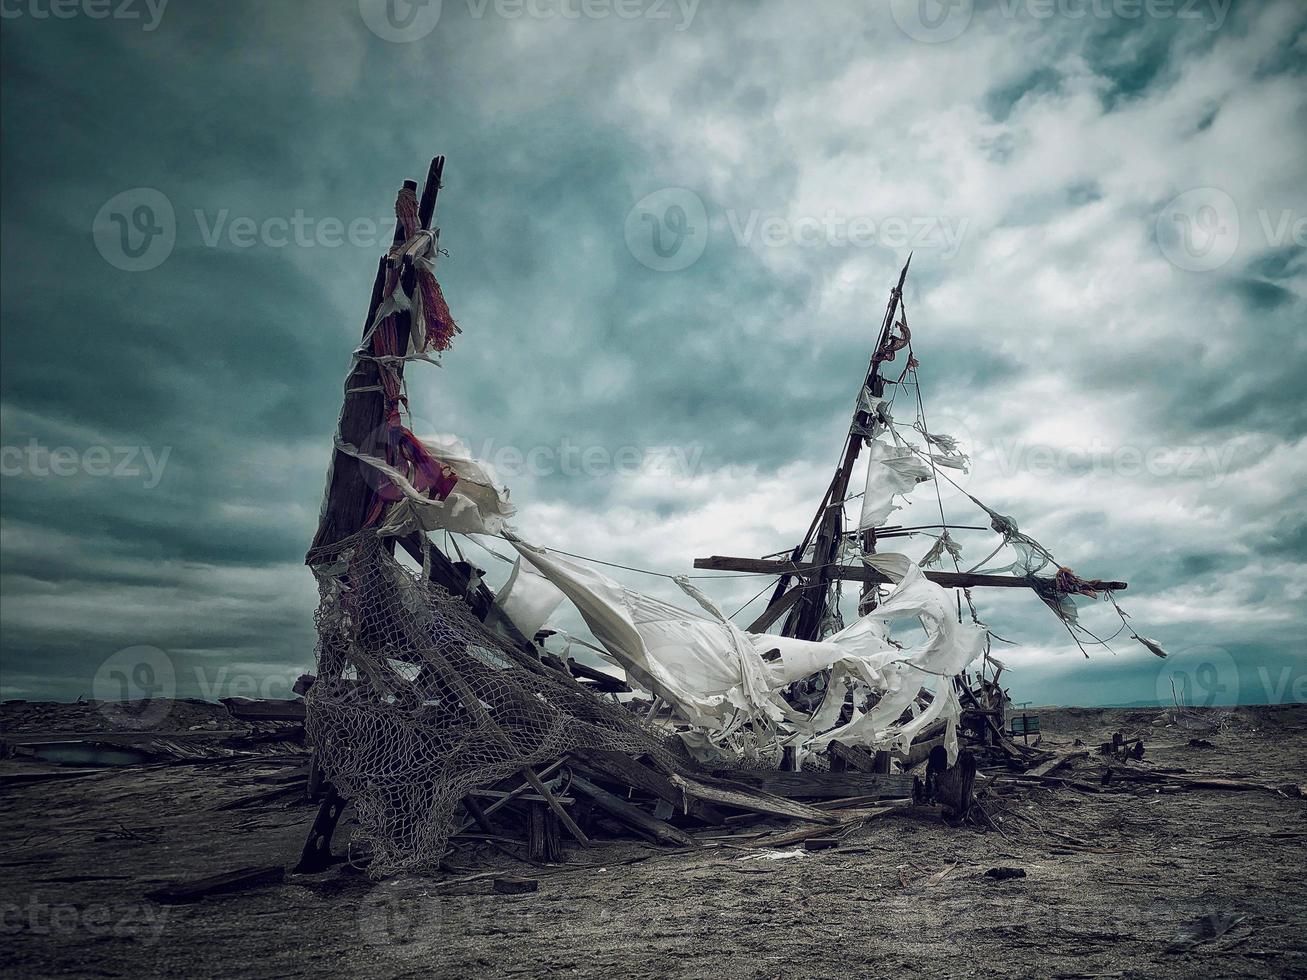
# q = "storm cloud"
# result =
<box><xmin>1</xmin><ymin>0</ymin><xmax>1303</xmax><ymax>708</ymax></box>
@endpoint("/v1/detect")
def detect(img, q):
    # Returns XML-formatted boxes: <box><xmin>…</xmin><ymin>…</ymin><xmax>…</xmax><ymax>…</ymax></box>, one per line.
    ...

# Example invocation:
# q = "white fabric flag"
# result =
<box><xmin>493</xmin><ymin>557</ymin><xmax>566</xmax><ymax>640</ymax></box>
<box><xmin>858</xmin><ymin>435</ymin><xmax>932</xmax><ymax>530</ymax></box>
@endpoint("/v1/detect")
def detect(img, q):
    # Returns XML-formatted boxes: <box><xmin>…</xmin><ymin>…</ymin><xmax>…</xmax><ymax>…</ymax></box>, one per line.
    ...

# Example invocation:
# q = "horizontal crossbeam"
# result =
<box><xmin>693</xmin><ymin>556</ymin><xmax>1126</xmax><ymax>592</ymax></box>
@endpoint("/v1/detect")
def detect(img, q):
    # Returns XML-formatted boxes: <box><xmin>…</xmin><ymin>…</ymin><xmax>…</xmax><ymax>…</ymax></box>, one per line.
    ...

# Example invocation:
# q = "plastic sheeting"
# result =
<box><xmin>493</xmin><ymin>557</ymin><xmax>566</xmax><ymax>640</ymax></box>
<box><xmin>858</xmin><ymin>433</ymin><xmax>933</xmax><ymax>530</ymax></box>
<box><xmin>510</xmin><ymin>539</ymin><xmax>987</xmax><ymax>764</ymax></box>
<box><xmin>338</xmin><ymin>434</ymin><xmax>516</xmax><ymax>536</ymax></box>
<box><xmin>510</xmin><ymin>541</ymin><xmax>782</xmax><ymax>732</ymax></box>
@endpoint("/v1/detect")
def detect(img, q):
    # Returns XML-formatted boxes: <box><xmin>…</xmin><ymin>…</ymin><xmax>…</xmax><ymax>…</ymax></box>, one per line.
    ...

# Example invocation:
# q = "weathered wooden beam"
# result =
<box><xmin>708</xmin><ymin>769</ymin><xmax>915</xmax><ymax>801</ymax></box>
<box><xmin>745</xmin><ymin>584</ymin><xmax>804</xmax><ymax>632</ymax></box>
<box><xmin>693</xmin><ymin>556</ymin><xmax>1126</xmax><ymax>592</ymax></box>
<box><xmin>570</xmin><ymin>749</ymin><xmax>727</xmax><ymax>825</ymax></box>
<box><xmin>569</xmin><ymin>774</ymin><xmax>696</xmax><ymax>847</ymax></box>
<box><xmin>669</xmin><ymin>773</ymin><xmax>838</xmax><ymax>824</ymax></box>
<box><xmin>307</xmin><ymin>158</ymin><xmax>446</xmax><ymax>560</ymax></box>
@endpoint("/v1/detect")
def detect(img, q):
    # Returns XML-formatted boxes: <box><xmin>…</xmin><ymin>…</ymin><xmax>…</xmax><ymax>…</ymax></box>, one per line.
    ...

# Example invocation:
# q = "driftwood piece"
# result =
<box><xmin>528</xmin><ymin>803</ymin><xmax>562</xmax><ymax>862</ymax></box>
<box><xmin>570</xmin><ymin>749</ymin><xmax>728</xmax><ymax>825</ymax></box>
<box><xmin>670</xmin><ymin>774</ymin><xmax>838</xmax><ymax>824</ymax></box>
<box><xmin>569</xmin><ymin>774</ymin><xmax>696</xmax><ymax>847</ymax></box>
<box><xmin>1026</xmin><ymin>750</ymin><xmax>1087</xmax><ymax>779</ymax></box>
<box><xmin>147</xmin><ymin>865</ymin><xmax>285</xmax><ymax>904</ymax></box>
<box><xmin>828</xmin><ymin>740</ymin><xmax>888</xmax><ymax>773</ymax></box>
<box><xmin>709</xmin><ymin>769</ymin><xmax>915</xmax><ymax>801</ymax></box>
<box><xmin>493</xmin><ymin>875</ymin><xmax>539</xmax><ymax>895</ymax></box>
<box><xmin>745</xmin><ymin>803</ymin><xmax>902</xmax><ymax>849</ymax></box>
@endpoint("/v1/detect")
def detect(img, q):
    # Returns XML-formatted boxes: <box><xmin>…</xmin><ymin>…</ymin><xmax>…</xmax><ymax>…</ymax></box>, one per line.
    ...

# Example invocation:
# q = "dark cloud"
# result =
<box><xmin>1</xmin><ymin>0</ymin><xmax>1303</xmax><ymax>708</ymax></box>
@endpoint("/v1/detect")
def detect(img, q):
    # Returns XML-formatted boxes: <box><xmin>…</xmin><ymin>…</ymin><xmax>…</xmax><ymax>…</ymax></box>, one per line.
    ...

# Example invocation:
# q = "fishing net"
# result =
<box><xmin>304</xmin><ymin>530</ymin><xmax>681</xmax><ymax>876</ymax></box>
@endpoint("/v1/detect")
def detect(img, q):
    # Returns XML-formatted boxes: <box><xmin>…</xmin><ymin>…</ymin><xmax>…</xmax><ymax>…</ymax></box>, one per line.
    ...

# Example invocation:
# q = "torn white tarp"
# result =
<box><xmin>338</xmin><ymin>433</ymin><xmax>516</xmax><ymax>536</ymax></box>
<box><xmin>493</xmin><ymin>557</ymin><xmax>566</xmax><ymax>640</ymax></box>
<box><xmin>509</xmin><ymin>541</ymin><xmax>782</xmax><ymax>731</ymax></box>
<box><xmin>800</xmin><ymin>561</ymin><xmax>988</xmax><ymax>761</ymax></box>
<box><xmin>512</xmin><ymin>537</ymin><xmax>986</xmax><ymax>763</ymax></box>
<box><xmin>858</xmin><ymin>433</ymin><xmax>933</xmax><ymax>530</ymax></box>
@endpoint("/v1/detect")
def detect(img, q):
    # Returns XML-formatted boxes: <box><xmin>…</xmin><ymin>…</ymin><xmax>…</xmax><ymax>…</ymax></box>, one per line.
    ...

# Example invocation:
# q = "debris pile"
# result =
<box><xmin>297</xmin><ymin>154</ymin><xmax>1172</xmax><ymax>876</ymax></box>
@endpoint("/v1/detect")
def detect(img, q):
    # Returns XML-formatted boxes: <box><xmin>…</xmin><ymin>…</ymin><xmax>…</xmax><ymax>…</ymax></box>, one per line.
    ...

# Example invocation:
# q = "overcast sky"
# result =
<box><xmin>1</xmin><ymin>0</ymin><xmax>1303</xmax><ymax>709</ymax></box>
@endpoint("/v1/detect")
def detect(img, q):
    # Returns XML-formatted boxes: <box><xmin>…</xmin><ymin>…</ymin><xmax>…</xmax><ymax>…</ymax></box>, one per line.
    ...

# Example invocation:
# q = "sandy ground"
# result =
<box><xmin>1</xmin><ymin>703</ymin><xmax>1304</xmax><ymax>979</ymax></box>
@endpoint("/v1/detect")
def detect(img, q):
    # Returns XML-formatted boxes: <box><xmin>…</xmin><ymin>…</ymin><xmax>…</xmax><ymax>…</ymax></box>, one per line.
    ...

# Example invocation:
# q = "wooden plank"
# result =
<box><xmin>828</xmin><ymin>740</ymin><xmax>881</xmax><ymax>773</ymax></box>
<box><xmin>569</xmin><ymin>774</ymin><xmax>696</xmax><ymax>847</ymax></box>
<box><xmin>745</xmin><ymin>803</ymin><xmax>903</xmax><ymax>849</ymax></box>
<box><xmin>220</xmin><ymin>697</ymin><xmax>305</xmax><ymax>722</ymax></box>
<box><xmin>570</xmin><ymin>749</ymin><xmax>728</xmax><ymax>825</ymax></box>
<box><xmin>746</xmin><ymin>585</ymin><xmax>804</xmax><ymax>633</ymax></box>
<box><xmin>709</xmin><ymin>769</ymin><xmax>915</xmax><ymax>801</ymax></box>
<box><xmin>669</xmin><ymin>774</ymin><xmax>838</xmax><ymax>824</ymax></box>
<box><xmin>147</xmin><ymin>865</ymin><xmax>285</xmax><ymax>904</ymax></box>
<box><xmin>1026</xmin><ymin>750</ymin><xmax>1087</xmax><ymax>779</ymax></box>
<box><xmin>693</xmin><ymin>555</ymin><xmax>1127</xmax><ymax>592</ymax></box>
<box><xmin>566</xmin><ymin>659</ymin><xmax>630</xmax><ymax>692</ymax></box>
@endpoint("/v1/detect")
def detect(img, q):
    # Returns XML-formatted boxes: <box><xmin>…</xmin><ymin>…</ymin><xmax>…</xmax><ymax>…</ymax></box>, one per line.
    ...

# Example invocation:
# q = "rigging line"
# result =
<box><xmin>965</xmin><ymin>539</ymin><xmax>1007</xmax><ymax>574</ymax></box>
<box><xmin>459</xmin><ymin>532</ymin><xmax>765</xmax><ymax>581</ymax></box>
<box><xmin>522</xmin><ymin>545</ymin><xmax>764</xmax><ymax>580</ymax></box>
<box><xmin>728</xmin><ymin>578</ymin><xmax>781</xmax><ymax>621</ymax></box>
<box><xmin>907</xmin><ymin>351</ymin><xmax>981</xmax><ymax>627</ymax></box>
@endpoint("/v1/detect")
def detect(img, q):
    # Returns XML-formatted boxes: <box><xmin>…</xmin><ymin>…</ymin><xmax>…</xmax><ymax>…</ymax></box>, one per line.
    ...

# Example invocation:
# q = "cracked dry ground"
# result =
<box><xmin>2</xmin><ymin>704</ymin><xmax>1304</xmax><ymax>979</ymax></box>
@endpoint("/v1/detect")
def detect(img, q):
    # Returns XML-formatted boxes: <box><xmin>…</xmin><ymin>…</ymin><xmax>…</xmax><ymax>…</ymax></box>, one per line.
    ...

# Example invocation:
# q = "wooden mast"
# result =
<box><xmin>774</xmin><ymin>256</ymin><xmax>911</xmax><ymax>642</ymax></box>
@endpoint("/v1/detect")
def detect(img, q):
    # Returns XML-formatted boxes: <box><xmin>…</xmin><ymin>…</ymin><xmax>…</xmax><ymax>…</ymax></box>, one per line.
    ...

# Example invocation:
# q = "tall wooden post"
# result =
<box><xmin>308</xmin><ymin>157</ymin><xmax>445</xmax><ymax>558</ymax></box>
<box><xmin>778</xmin><ymin>256</ymin><xmax>910</xmax><ymax>641</ymax></box>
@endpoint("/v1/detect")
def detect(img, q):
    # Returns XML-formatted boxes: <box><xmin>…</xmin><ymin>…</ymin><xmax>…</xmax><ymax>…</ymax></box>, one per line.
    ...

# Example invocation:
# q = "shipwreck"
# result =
<box><xmin>295</xmin><ymin>154</ymin><xmax>1168</xmax><ymax>876</ymax></box>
